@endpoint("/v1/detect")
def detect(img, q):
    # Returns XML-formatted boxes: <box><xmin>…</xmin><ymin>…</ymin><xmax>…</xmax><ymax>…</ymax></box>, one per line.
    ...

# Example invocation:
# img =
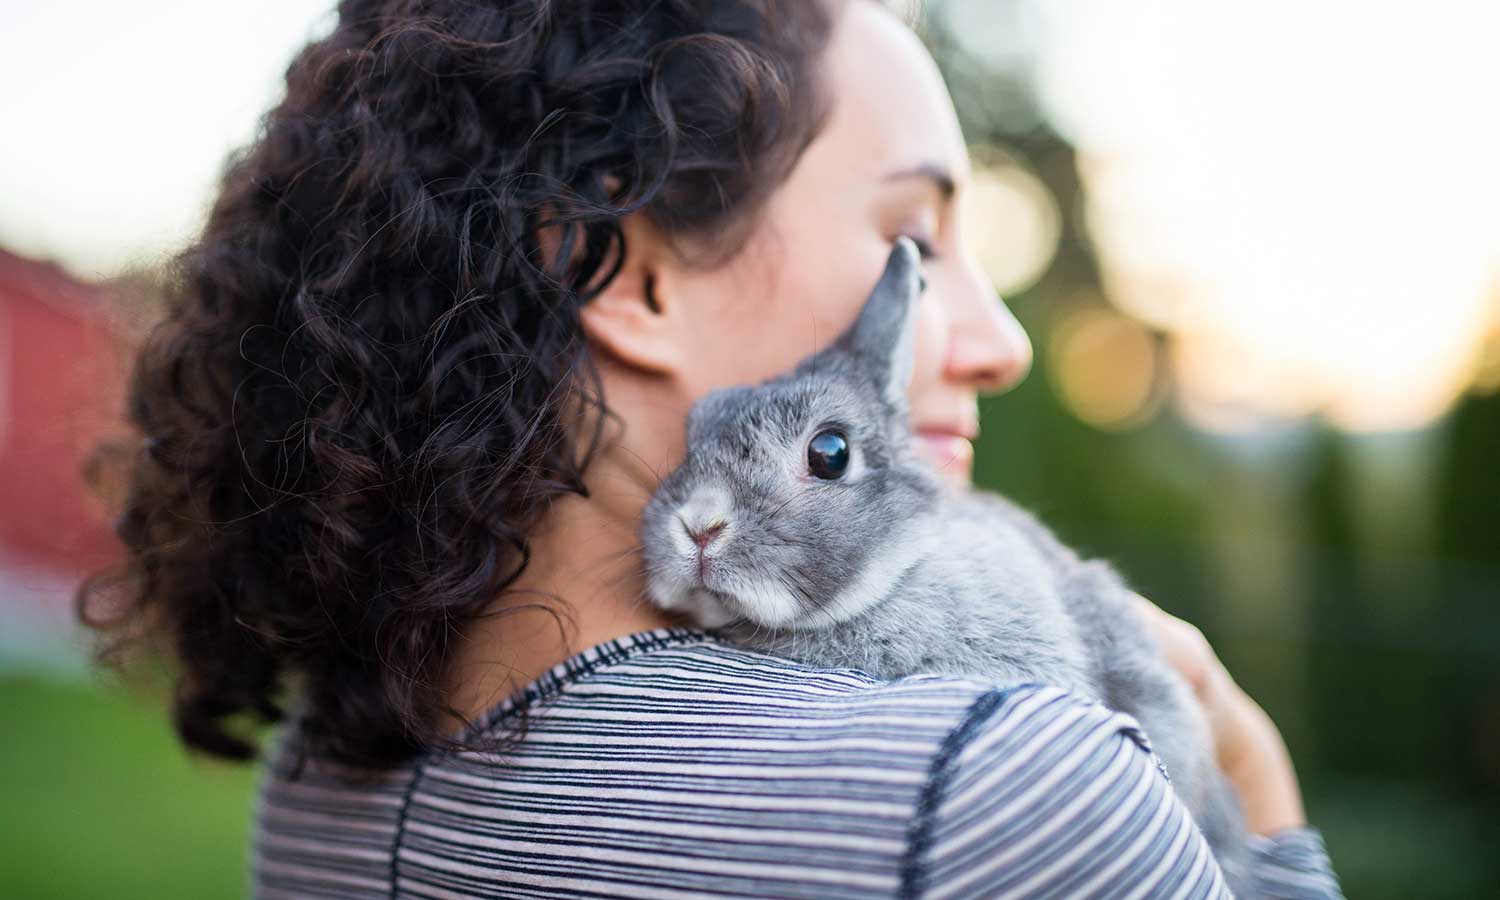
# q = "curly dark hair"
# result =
<box><xmin>75</xmin><ymin>0</ymin><xmax>836</xmax><ymax>772</ymax></box>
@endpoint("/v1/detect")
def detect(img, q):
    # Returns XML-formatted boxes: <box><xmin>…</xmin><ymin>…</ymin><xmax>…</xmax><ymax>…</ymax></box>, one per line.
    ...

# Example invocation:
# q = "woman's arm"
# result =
<box><xmin>1129</xmin><ymin>594</ymin><xmax>1305</xmax><ymax>836</ymax></box>
<box><xmin>905</xmin><ymin>680</ymin><xmax>1343</xmax><ymax>899</ymax></box>
<box><xmin>907</xmin><ymin>684</ymin><xmax>1237</xmax><ymax>899</ymax></box>
<box><xmin>1131</xmin><ymin>594</ymin><xmax>1345</xmax><ymax>898</ymax></box>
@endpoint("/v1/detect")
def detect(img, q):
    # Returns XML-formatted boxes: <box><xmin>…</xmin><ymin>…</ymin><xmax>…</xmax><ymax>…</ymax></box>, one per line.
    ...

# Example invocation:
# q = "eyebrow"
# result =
<box><xmin>882</xmin><ymin>162</ymin><xmax>956</xmax><ymax>202</ymax></box>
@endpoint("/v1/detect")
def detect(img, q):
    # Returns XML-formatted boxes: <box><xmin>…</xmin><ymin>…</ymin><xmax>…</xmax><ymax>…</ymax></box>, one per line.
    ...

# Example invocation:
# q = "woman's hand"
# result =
<box><xmin>1130</xmin><ymin>592</ymin><xmax>1308</xmax><ymax>837</ymax></box>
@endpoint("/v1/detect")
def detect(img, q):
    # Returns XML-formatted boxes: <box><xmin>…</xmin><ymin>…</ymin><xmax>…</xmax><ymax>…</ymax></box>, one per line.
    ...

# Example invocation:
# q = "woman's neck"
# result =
<box><xmin>438</xmin><ymin>444</ymin><xmax>679</xmax><ymax>734</ymax></box>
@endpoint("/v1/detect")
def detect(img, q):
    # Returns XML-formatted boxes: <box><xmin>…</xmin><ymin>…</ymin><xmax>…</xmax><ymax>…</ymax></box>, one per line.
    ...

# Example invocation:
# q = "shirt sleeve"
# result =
<box><xmin>904</xmin><ymin>684</ymin><xmax>1234</xmax><ymax>899</ymax></box>
<box><xmin>1245</xmin><ymin>827</ymin><xmax>1344</xmax><ymax>899</ymax></box>
<box><xmin>903</xmin><ymin>684</ymin><xmax>1345</xmax><ymax>900</ymax></box>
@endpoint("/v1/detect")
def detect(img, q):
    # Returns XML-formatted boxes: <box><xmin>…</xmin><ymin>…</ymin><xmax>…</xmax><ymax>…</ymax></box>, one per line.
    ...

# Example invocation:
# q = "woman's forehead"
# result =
<box><xmin>813</xmin><ymin>2</ymin><xmax>970</xmax><ymax>185</ymax></box>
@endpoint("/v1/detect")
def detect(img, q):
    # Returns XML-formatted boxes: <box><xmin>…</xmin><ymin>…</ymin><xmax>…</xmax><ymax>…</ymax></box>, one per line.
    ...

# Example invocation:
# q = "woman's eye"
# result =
<box><xmin>903</xmin><ymin>234</ymin><xmax>937</xmax><ymax>259</ymax></box>
<box><xmin>807</xmin><ymin>430</ymin><xmax>850</xmax><ymax>480</ymax></box>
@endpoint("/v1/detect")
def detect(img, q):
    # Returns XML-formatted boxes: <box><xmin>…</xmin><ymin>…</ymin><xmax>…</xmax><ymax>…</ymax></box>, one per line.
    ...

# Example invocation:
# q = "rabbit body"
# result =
<box><xmin>641</xmin><ymin>240</ymin><xmax>1254</xmax><ymax>895</ymax></box>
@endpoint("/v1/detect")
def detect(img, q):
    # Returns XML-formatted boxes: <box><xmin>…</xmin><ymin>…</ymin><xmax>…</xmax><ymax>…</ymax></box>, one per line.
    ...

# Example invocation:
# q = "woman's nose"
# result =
<box><xmin>942</xmin><ymin>262</ymin><xmax>1033</xmax><ymax>394</ymax></box>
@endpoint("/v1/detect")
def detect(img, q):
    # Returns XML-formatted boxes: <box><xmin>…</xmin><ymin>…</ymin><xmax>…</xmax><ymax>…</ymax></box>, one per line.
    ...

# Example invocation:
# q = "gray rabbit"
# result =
<box><xmin>640</xmin><ymin>239</ymin><xmax>1254</xmax><ymax>896</ymax></box>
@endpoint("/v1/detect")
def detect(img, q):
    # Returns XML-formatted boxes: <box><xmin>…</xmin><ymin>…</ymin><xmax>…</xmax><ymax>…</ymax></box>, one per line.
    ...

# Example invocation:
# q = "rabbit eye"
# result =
<box><xmin>807</xmin><ymin>430</ymin><xmax>850</xmax><ymax>480</ymax></box>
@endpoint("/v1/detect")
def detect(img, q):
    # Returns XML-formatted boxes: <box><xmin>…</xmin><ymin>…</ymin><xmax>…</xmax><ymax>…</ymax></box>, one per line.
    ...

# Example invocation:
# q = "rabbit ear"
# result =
<box><xmin>797</xmin><ymin>237</ymin><xmax>924</xmax><ymax>408</ymax></box>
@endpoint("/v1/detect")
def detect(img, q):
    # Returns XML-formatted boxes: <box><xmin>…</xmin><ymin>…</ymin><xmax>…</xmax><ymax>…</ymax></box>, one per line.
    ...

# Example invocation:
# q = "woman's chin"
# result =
<box><xmin>915</xmin><ymin>434</ymin><xmax>974</xmax><ymax>486</ymax></box>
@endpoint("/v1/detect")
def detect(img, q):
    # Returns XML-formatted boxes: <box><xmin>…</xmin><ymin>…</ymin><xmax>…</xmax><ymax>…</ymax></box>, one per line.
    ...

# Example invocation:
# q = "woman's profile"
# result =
<box><xmin>78</xmin><ymin>0</ymin><xmax>1344</xmax><ymax>897</ymax></box>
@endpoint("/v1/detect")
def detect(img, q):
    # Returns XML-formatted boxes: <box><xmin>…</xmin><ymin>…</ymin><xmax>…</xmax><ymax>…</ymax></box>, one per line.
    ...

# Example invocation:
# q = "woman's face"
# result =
<box><xmin>665</xmin><ymin>2</ymin><xmax>1032</xmax><ymax>486</ymax></box>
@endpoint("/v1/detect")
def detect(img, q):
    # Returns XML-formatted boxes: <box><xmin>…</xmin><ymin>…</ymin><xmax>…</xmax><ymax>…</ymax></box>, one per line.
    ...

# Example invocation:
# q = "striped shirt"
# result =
<box><xmin>249</xmin><ymin>626</ymin><xmax>1343</xmax><ymax>899</ymax></box>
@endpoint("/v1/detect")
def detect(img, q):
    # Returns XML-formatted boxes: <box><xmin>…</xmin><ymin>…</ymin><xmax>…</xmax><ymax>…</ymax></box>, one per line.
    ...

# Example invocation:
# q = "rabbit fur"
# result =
<box><xmin>640</xmin><ymin>238</ymin><xmax>1254</xmax><ymax>895</ymax></box>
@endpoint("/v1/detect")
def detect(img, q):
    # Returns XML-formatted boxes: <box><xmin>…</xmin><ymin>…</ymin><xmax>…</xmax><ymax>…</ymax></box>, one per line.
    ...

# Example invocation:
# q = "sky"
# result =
<box><xmin>0</xmin><ymin>0</ymin><xmax>337</xmax><ymax>280</ymax></box>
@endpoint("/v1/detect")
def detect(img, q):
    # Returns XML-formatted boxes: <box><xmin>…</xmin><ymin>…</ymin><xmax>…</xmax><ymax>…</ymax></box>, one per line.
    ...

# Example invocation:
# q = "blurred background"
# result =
<box><xmin>1</xmin><ymin>0</ymin><xmax>1496</xmax><ymax>897</ymax></box>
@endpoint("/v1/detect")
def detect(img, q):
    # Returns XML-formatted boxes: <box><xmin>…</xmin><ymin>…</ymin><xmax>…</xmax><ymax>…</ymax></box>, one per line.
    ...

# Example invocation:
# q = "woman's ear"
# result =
<box><xmin>578</xmin><ymin>213</ymin><xmax>685</xmax><ymax>377</ymax></box>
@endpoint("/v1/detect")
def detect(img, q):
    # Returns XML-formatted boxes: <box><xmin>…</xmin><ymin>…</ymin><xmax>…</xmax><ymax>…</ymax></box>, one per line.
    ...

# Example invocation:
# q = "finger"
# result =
<box><xmin>1127</xmin><ymin>591</ymin><xmax>1174</xmax><ymax>640</ymax></box>
<box><xmin>1128</xmin><ymin>592</ymin><xmax>1215</xmax><ymax>700</ymax></box>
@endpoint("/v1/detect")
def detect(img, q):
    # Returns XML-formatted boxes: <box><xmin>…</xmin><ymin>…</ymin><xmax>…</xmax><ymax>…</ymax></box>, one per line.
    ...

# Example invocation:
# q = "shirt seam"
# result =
<box><xmin>387</xmin><ymin>757</ymin><xmax>423</xmax><ymax>900</ymax></box>
<box><xmin>898</xmin><ymin>683</ymin><xmax>1034</xmax><ymax>900</ymax></box>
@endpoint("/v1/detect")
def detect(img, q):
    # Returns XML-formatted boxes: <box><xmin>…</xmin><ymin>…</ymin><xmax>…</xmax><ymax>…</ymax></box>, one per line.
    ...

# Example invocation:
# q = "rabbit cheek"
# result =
<box><xmin>728</xmin><ymin>576</ymin><xmax>804</xmax><ymax>627</ymax></box>
<box><xmin>686</xmin><ymin>591</ymin><xmax>739</xmax><ymax>628</ymax></box>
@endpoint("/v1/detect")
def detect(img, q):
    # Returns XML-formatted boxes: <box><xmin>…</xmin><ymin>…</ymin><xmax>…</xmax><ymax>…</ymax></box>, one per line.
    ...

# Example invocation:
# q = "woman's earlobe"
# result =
<box><xmin>579</xmin><ymin>265</ymin><xmax>683</xmax><ymax>377</ymax></box>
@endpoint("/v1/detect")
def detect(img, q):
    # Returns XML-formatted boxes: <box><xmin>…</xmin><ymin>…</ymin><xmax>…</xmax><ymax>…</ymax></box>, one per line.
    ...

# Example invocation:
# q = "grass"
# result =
<box><xmin>0</xmin><ymin>673</ymin><xmax>259</xmax><ymax>900</ymax></box>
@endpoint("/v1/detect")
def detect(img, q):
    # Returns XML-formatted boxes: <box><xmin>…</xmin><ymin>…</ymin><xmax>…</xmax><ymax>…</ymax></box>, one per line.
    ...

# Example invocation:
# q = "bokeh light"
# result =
<box><xmin>1047</xmin><ymin>305</ymin><xmax>1162</xmax><ymax>430</ymax></box>
<box><xmin>1472</xmin><ymin>317</ymin><xmax>1500</xmax><ymax>395</ymax></box>
<box><xmin>1029</xmin><ymin>0</ymin><xmax>1500</xmax><ymax>434</ymax></box>
<box><xmin>961</xmin><ymin>148</ymin><xmax>1062</xmax><ymax>297</ymax></box>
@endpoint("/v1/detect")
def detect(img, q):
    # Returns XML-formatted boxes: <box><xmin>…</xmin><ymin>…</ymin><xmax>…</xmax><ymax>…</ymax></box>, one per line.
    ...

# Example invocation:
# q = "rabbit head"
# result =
<box><xmin>641</xmin><ymin>239</ymin><xmax>944</xmax><ymax>631</ymax></box>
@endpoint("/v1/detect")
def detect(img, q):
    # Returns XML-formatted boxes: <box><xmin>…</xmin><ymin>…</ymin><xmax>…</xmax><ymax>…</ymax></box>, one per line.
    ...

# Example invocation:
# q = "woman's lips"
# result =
<box><xmin>914</xmin><ymin>428</ymin><xmax>975</xmax><ymax>476</ymax></box>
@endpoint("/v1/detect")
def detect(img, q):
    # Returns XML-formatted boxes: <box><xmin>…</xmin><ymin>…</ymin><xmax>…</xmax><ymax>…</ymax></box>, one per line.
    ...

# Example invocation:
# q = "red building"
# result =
<box><xmin>0</xmin><ymin>246</ymin><xmax>136</xmax><ymax>668</ymax></box>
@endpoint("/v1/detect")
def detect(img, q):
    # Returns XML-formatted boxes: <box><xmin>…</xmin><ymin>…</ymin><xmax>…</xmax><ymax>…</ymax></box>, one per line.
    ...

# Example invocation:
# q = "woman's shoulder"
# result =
<box><xmin>253</xmin><ymin>629</ymin><xmax>1217</xmax><ymax>899</ymax></box>
<box><xmin>479</xmin><ymin>635</ymin><xmax>1198</xmax><ymax>896</ymax></box>
<box><xmin>498</xmin><ymin>629</ymin><xmax>1154</xmax><ymax>785</ymax></box>
<box><xmin>658</xmin><ymin>630</ymin><xmax>1137</xmax><ymax>710</ymax></box>
<box><xmin>521</xmin><ymin>627</ymin><xmax>1120</xmax><ymax>739</ymax></box>
<box><xmin>263</xmin><ymin>627</ymin><xmax>1148</xmax><ymax>781</ymax></box>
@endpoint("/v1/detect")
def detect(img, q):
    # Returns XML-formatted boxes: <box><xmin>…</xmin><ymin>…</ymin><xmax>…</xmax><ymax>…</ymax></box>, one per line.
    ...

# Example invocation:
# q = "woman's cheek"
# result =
<box><xmin>906</xmin><ymin>291</ymin><xmax>949</xmax><ymax>400</ymax></box>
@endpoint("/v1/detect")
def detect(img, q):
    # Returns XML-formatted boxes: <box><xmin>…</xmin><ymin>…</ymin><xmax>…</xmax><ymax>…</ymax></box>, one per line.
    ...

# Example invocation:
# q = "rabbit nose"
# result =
<box><xmin>685</xmin><ymin>519</ymin><xmax>727</xmax><ymax>550</ymax></box>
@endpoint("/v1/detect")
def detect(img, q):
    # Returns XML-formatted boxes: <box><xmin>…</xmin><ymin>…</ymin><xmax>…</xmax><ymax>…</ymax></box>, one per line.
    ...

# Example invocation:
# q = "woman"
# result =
<box><xmin>80</xmin><ymin>0</ymin><xmax>1342</xmax><ymax>896</ymax></box>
